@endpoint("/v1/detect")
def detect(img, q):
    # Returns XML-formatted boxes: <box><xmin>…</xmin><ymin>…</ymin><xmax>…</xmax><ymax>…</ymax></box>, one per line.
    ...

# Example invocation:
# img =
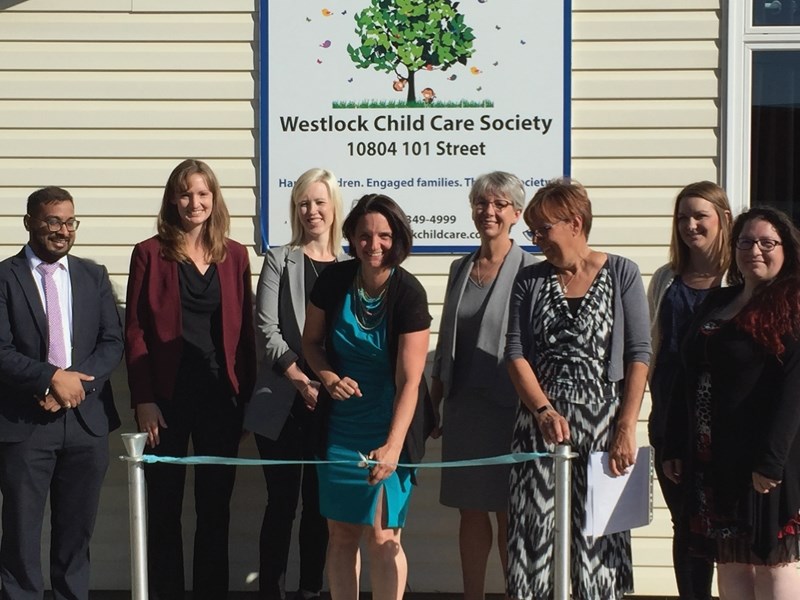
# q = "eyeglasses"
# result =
<box><xmin>28</xmin><ymin>215</ymin><xmax>80</xmax><ymax>232</ymax></box>
<box><xmin>735</xmin><ymin>238</ymin><xmax>782</xmax><ymax>252</ymax></box>
<box><xmin>473</xmin><ymin>199</ymin><xmax>512</xmax><ymax>212</ymax></box>
<box><xmin>523</xmin><ymin>220</ymin><xmax>568</xmax><ymax>241</ymax></box>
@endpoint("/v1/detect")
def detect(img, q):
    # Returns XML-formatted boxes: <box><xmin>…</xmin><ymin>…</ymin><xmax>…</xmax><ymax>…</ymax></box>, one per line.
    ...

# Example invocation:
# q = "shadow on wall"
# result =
<box><xmin>0</xmin><ymin>1</ymin><xmax>32</xmax><ymax>10</ymax></box>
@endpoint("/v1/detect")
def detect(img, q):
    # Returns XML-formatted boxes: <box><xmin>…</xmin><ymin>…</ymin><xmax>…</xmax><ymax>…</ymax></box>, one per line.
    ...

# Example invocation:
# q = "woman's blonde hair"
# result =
<box><xmin>288</xmin><ymin>168</ymin><xmax>343</xmax><ymax>255</ymax></box>
<box><xmin>157</xmin><ymin>159</ymin><xmax>230</xmax><ymax>263</ymax></box>
<box><xmin>668</xmin><ymin>181</ymin><xmax>731</xmax><ymax>275</ymax></box>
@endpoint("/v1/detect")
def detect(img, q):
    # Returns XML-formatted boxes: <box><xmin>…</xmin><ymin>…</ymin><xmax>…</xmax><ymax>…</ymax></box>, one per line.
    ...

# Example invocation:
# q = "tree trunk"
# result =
<box><xmin>406</xmin><ymin>70</ymin><xmax>417</xmax><ymax>103</ymax></box>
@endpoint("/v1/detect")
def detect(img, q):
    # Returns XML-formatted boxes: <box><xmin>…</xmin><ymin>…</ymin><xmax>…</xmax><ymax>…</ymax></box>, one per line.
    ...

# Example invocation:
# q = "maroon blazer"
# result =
<box><xmin>124</xmin><ymin>235</ymin><xmax>256</xmax><ymax>407</ymax></box>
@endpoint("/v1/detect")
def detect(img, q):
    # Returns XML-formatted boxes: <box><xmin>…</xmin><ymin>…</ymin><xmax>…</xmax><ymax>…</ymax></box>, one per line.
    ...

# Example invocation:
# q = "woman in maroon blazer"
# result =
<box><xmin>125</xmin><ymin>159</ymin><xmax>256</xmax><ymax>600</ymax></box>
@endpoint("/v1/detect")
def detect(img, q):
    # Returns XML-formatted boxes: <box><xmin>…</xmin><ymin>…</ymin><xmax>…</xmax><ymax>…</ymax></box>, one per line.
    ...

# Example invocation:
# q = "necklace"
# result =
<box><xmin>474</xmin><ymin>257</ymin><xmax>502</xmax><ymax>288</ymax></box>
<box><xmin>306</xmin><ymin>253</ymin><xmax>336</xmax><ymax>279</ymax></box>
<box><xmin>352</xmin><ymin>267</ymin><xmax>392</xmax><ymax>330</ymax></box>
<box><xmin>557</xmin><ymin>271</ymin><xmax>576</xmax><ymax>295</ymax></box>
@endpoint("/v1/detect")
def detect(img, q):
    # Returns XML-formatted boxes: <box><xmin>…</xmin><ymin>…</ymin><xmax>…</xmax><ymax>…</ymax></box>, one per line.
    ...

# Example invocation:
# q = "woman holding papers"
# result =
<box><xmin>430</xmin><ymin>171</ymin><xmax>535</xmax><ymax>600</ymax></box>
<box><xmin>648</xmin><ymin>181</ymin><xmax>732</xmax><ymax>600</ymax></box>
<box><xmin>663</xmin><ymin>207</ymin><xmax>800</xmax><ymax>599</ymax></box>
<box><xmin>504</xmin><ymin>178</ymin><xmax>651</xmax><ymax>600</ymax></box>
<box><xmin>245</xmin><ymin>168</ymin><xmax>345</xmax><ymax>600</ymax></box>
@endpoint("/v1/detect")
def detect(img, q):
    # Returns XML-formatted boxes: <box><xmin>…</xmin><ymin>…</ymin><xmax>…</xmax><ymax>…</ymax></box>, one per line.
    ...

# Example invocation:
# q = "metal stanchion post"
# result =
<box><xmin>121</xmin><ymin>433</ymin><xmax>149</xmax><ymax>600</ymax></box>
<box><xmin>553</xmin><ymin>443</ymin><xmax>575</xmax><ymax>600</ymax></box>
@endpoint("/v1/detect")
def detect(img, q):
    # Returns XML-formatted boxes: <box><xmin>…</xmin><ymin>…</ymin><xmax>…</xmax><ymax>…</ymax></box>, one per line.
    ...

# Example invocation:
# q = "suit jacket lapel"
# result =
<box><xmin>10</xmin><ymin>249</ymin><xmax>47</xmax><ymax>339</ymax></box>
<box><xmin>287</xmin><ymin>247</ymin><xmax>306</xmax><ymax>332</ymax></box>
<box><xmin>68</xmin><ymin>255</ymin><xmax>86</xmax><ymax>360</ymax></box>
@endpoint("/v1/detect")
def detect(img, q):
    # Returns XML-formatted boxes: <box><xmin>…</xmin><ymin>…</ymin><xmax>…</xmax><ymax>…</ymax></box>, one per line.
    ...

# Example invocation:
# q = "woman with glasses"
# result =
<box><xmin>430</xmin><ymin>172</ymin><xmax>535</xmax><ymax>600</ymax></box>
<box><xmin>663</xmin><ymin>207</ymin><xmax>800</xmax><ymax>599</ymax></box>
<box><xmin>505</xmin><ymin>178</ymin><xmax>651</xmax><ymax>600</ymax></box>
<box><xmin>647</xmin><ymin>181</ymin><xmax>732</xmax><ymax>600</ymax></box>
<box><xmin>125</xmin><ymin>159</ymin><xmax>256</xmax><ymax>600</ymax></box>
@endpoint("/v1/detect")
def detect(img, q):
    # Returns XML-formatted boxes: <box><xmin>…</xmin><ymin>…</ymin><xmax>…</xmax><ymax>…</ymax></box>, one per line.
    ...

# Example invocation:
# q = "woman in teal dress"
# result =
<box><xmin>302</xmin><ymin>194</ymin><xmax>432</xmax><ymax>600</ymax></box>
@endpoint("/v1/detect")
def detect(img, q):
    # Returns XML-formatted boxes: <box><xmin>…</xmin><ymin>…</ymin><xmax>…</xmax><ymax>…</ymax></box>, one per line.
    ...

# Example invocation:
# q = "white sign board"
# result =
<box><xmin>260</xmin><ymin>0</ymin><xmax>571</xmax><ymax>251</ymax></box>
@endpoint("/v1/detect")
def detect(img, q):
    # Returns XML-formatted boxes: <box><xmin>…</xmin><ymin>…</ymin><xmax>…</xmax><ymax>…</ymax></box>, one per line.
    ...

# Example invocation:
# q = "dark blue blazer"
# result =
<box><xmin>0</xmin><ymin>248</ymin><xmax>123</xmax><ymax>441</ymax></box>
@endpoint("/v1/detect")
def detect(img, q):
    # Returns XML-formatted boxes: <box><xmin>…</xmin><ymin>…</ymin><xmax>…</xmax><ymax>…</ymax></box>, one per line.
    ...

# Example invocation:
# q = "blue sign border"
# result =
<box><xmin>257</xmin><ymin>0</ymin><xmax>571</xmax><ymax>254</ymax></box>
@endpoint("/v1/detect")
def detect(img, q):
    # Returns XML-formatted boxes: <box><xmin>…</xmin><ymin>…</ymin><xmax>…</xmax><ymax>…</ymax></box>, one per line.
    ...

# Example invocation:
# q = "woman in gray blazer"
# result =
<box><xmin>431</xmin><ymin>171</ymin><xmax>535</xmax><ymax>600</ymax></box>
<box><xmin>244</xmin><ymin>168</ymin><xmax>345</xmax><ymax>600</ymax></box>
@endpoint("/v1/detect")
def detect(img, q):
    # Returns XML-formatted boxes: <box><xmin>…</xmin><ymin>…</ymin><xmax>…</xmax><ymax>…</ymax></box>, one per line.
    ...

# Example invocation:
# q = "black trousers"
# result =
<box><xmin>0</xmin><ymin>411</ymin><xmax>108</xmax><ymax>600</ymax></box>
<box><xmin>255</xmin><ymin>404</ymin><xmax>327</xmax><ymax>600</ymax></box>
<box><xmin>144</xmin><ymin>377</ymin><xmax>243</xmax><ymax>600</ymax></box>
<box><xmin>654</xmin><ymin>445</ymin><xmax>714</xmax><ymax>600</ymax></box>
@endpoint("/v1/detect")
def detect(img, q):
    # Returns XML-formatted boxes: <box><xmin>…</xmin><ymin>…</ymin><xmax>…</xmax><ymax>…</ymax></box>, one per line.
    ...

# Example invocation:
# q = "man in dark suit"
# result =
<box><xmin>0</xmin><ymin>186</ymin><xmax>123</xmax><ymax>600</ymax></box>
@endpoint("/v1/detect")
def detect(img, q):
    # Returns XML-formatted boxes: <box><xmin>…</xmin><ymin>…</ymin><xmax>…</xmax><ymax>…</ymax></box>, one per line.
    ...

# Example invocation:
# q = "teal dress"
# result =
<box><xmin>316</xmin><ymin>292</ymin><xmax>414</xmax><ymax>527</ymax></box>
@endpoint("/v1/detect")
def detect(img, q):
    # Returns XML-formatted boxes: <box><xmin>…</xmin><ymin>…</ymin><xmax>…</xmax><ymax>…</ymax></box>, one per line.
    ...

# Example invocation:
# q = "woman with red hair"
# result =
<box><xmin>663</xmin><ymin>207</ymin><xmax>800</xmax><ymax>599</ymax></box>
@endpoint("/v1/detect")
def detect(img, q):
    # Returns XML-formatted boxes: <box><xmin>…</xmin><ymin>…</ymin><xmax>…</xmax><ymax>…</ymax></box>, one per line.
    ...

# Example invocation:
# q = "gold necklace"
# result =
<box><xmin>558</xmin><ymin>271</ymin><xmax>576</xmax><ymax>294</ymax></box>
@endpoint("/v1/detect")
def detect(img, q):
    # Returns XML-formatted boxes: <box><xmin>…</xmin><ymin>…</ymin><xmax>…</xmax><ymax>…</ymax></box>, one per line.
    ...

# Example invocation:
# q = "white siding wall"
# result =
<box><xmin>0</xmin><ymin>0</ymin><xmax>722</xmax><ymax>595</ymax></box>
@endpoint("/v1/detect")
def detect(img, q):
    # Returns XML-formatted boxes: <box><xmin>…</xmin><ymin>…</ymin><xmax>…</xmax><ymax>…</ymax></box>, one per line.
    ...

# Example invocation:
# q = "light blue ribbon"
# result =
<box><xmin>125</xmin><ymin>451</ymin><xmax>549</xmax><ymax>469</ymax></box>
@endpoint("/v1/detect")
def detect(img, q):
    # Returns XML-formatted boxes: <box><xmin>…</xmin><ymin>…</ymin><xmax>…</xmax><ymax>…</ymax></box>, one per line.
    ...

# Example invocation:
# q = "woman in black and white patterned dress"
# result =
<box><xmin>504</xmin><ymin>178</ymin><xmax>651</xmax><ymax>600</ymax></box>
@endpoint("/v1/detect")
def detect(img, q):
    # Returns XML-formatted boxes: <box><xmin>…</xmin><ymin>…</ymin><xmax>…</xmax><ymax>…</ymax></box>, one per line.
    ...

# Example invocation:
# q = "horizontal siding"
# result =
<box><xmin>0</xmin><ymin>187</ymin><xmax>257</xmax><ymax>216</ymax></box>
<box><xmin>0</xmin><ymin>100</ymin><xmax>255</xmax><ymax>128</ymax></box>
<box><xmin>0</xmin><ymin>0</ymin><xmax>255</xmax><ymax>12</ymax></box>
<box><xmin>572</xmin><ymin>99</ymin><xmax>718</xmax><ymax>128</ymax></box>
<box><xmin>574</xmin><ymin>71</ymin><xmax>719</xmax><ymax>99</ymax></box>
<box><xmin>0</xmin><ymin>13</ymin><xmax>255</xmax><ymax>40</ymax></box>
<box><xmin>573</xmin><ymin>0</ymin><xmax>720</xmax><ymax>10</ymax></box>
<box><xmin>0</xmin><ymin>159</ymin><xmax>257</xmax><ymax>187</ymax></box>
<box><xmin>573</xmin><ymin>11</ymin><xmax>720</xmax><ymax>40</ymax></box>
<box><xmin>574</xmin><ymin>41</ymin><xmax>719</xmax><ymax>70</ymax></box>
<box><xmin>0</xmin><ymin>73</ymin><xmax>254</xmax><ymax>99</ymax></box>
<box><xmin>0</xmin><ymin>42</ymin><xmax>255</xmax><ymax>70</ymax></box>
<box><xmin>573</xmin><ymin>129</ymin><xmax>718</xmax><ymax>158</ymax></box>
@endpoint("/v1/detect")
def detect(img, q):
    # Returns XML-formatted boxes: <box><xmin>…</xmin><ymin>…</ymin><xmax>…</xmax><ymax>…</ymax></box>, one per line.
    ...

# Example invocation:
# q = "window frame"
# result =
<box><xmin>725</xmin><ymin>1</ymin><xmax>800</xmax><ymax>214</ymax></box>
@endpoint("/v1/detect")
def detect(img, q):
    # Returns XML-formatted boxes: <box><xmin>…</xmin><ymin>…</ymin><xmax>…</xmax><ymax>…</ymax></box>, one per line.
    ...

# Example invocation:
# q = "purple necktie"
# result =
<box><xmin>36</xmin><ymin>262</ymin><xmax>68</xmax><ymax>369</ymax></box>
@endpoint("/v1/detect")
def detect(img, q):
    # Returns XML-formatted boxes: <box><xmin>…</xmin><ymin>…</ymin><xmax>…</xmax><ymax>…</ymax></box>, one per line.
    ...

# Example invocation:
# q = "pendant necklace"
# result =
<box><xmin>558</xmin><ymin>271</ymin><xmax>576</xmax><ymax>295</ymax></box>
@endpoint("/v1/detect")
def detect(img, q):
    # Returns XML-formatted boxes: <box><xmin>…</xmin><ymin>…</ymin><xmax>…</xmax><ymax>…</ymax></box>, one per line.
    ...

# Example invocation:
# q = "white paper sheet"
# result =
<box><xmin>583</xmin><ymin>446</ymin><xmax>653</xmax><ymax>541</ymax></box>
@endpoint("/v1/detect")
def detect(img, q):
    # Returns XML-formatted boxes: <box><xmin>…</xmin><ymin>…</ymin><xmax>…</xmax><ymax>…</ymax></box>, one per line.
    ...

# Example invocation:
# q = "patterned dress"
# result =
<box><xmin>507</xmin><ymin>264</ymin><xmax>634</xmax><ymax>600</ymax></box>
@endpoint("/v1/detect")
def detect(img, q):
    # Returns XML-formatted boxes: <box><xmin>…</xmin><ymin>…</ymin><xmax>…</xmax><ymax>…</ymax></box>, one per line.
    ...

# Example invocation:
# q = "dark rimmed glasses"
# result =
<box><xmin>735</xmin><ymin>238</ymin><xmax>782</xmax><ymax>252</ymax></box>
<box><xmin>28</xmin><ymin>215</ymin><xmax>80</xmax><ymax>232</ymax></box>
<box><xmin>523</xmin><ymin>219</ymin><xmax>568</xmax><ymax>241</ymax></box>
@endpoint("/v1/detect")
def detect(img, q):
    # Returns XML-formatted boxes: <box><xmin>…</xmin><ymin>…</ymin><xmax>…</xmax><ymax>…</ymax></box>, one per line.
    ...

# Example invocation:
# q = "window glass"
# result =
<box><xmin>751</xmin><ymin>50</ymin><xmax>800</xmax><ymax>220</ymax></box>
<box><xmin>754</xmin><ymin>1</ymin><xmax>800</xmax><ymax>26</ymax></box>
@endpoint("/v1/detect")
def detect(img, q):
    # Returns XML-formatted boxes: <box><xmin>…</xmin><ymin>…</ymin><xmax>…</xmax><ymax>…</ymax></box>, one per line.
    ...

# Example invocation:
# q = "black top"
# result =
<box><xmin>309</xmin><ymin>260</ymin><xmax>433</xmax><ymax>465</ymax></box>
<box><xmin>649</xmin><ymin>277</ymin><xmax>715</xmax><ymax>444</ymax></box>
<box><xmin>178</xmin><ymin>261</ymin><xmax>223</xmax><ymax>376</ymax></box>
<box><xmin>664</xmin><ymin>285</ymin><xmax>800</xmax><ymax>560</ymax></box>
<box><xmin>274</xmin><ymin>255</ymin><xmax>336</xmax><ymax>375</ymax></box>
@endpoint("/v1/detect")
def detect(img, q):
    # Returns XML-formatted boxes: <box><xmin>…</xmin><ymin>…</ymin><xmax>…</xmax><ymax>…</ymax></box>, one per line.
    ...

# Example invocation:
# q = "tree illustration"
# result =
<box><xmin>347</xmin><ymin>0</ymin><xmax>476</xmax><ymax>103</ymax></box>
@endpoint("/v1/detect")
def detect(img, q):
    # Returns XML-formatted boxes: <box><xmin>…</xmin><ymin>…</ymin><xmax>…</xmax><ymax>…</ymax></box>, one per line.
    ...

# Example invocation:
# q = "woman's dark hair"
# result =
<box><xmin>342</xmin><ymin>194</ymin><xmax>413</xmax><ymax>267</ymax></box>
<box><xmin>729</xmin><ymin>206</ymin><xmax>800</xmax><ymax>355</ymax></box>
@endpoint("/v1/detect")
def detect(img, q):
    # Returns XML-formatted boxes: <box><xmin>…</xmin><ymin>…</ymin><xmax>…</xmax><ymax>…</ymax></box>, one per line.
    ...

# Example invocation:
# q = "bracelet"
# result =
<box><xmin>536</xmin><ymin>404</ymin><xmax>551</xmax><ymax>414</ymax></box>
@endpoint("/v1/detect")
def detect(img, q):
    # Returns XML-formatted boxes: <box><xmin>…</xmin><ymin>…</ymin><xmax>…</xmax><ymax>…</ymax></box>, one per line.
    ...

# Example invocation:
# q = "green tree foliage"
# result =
<box><xmin>347</xmin><ymin>0</ymin><xmax>476</xmax><ymax>103</ymax></box>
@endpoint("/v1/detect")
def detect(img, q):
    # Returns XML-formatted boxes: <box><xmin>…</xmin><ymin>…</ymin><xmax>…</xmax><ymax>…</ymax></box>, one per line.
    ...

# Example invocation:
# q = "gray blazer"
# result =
<box><xmin>432</xmin><ymin>243</ymin><xmax>536</xmax><ymax>403</ymax></box>
<box><xmin>244</xmin><ymin>245</ymin><xmax>347</xmax><ymax>440</ymax></box>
